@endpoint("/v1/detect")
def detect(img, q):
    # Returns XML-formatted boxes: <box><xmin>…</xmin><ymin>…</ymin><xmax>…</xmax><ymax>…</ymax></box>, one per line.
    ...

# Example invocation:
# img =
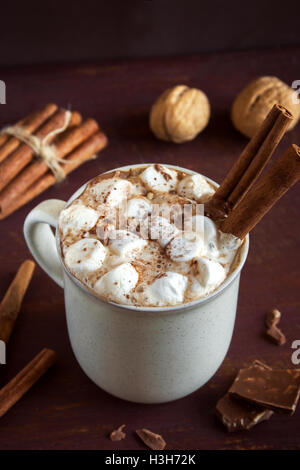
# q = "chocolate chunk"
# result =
<box><xmin>266</xmin><ymin>325</ymin><xmax>286</xmax><ymax>345</ymax></box>
<box><xmin>216</xmin><ymin>360</ymin><xmax>273</xmax><ymax>432</ymax></box>
<box><xmin>110</xmin><ymin>424</ymin><xmax>126</xmax><ymax>441</ymax></box>
<box><xmin>229</xmin><ymin>363</ymin><xmax>300</xmax><ymax>415</ymax></box>
<box><xmin>136</xmin><ymin>428</ymin><xmax>166</xmax><ymax>450</ymax></box>
<box><xmin>216</xmin><ymin>394</ymin><xmax>273</xmax><ymax>432</ymax></box>
<box><xmin>265</xmin><ymin>308</ymin><xmax>281</xmax><ymax>328</ymax></box>
<box><xmin>265</xmin><ymin>309</ymin><xmax>286</xmax><ymax>345</ymax></box>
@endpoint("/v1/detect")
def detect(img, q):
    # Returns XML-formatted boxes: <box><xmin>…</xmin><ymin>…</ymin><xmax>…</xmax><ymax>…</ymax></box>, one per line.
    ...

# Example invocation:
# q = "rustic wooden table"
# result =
<box><xmin>0</xmin><ymin>46</ymin><xmax>299</xmax><ymax>450</ymax></box>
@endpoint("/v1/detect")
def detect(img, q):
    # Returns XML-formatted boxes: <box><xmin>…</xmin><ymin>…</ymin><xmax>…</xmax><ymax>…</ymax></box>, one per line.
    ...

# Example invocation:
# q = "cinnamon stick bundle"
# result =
<box><xmin>208</xmin><ymin>105</ymin><xmax>293</xmax><ymax>215</ymax></box>
<box><xmin>0</xmin><ymin>104</ymin><xmax>108</xmax><ymax>219</ymax></box>
<box><xmin>0</xmin><ymin>134</ymin><xmax>9</xmax><ymax>148</ymax></box>
<box><xmin>0</xmin><ymin>119</ymin><xmax>99</xmax><ymax>214</ymax></box>
<box><xmin>0</xmin><ymin>348</ymin><xmax>57</xmax><ymax>418</ymax></box>
<box><xmin>0</xmin><ymin>108</ymin><xmax>81</xmax><ymax>192</ymax></box>
<box><xmin>222</xmin><ymin>144</ymin><xmax>300</xmax><ymax>239</ymax></box>
<box><xmin>0</xmin><ymin>260</ymin><xmax>35</xmax><ymax>343</ymax></box>
<box><xmin>0</xmin><ymin>103</ymin><xmax>58</xmax><ymax>164</ymax></box>
<box><xmin>0</xmin><ymin>131</ymin><xmax>108</xmax><ymax>219</ymax></box>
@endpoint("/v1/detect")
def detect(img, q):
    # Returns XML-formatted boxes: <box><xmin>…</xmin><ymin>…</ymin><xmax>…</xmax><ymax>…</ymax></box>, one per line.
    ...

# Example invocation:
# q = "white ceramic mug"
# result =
<box><xmin>24</xmin><ymin>164</ymin><xmax>249</xmax><ymax>404</ymax></box>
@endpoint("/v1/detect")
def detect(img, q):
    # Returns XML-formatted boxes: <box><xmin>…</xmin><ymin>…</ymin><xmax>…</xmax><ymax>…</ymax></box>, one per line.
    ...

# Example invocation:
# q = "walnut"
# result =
<box><xmin>149</xmin><ymin>85</ymin><xmax>210</xmax><ymax>143</ymax></box>
<box><xmin>231</xmin><ymin>76</ymin><xmax>300</xmax><ymax>138</ymax></box>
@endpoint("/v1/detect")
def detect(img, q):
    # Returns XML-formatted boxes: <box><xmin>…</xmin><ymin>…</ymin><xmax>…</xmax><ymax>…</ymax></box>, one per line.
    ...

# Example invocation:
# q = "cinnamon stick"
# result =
<box><xmin>0</xmin><ymin>134</ymin><xmax>9</xmax><ymax>148</ymax></box>
<box><xmin>0</xmin><ymin>103</ymin><xmax>58</xmax><ymax>164</ymax></box>
<box><xmin>0</xmin><ymin>131</ymin><xmax>108</xmax><ymax>219</ymax></box>
<box><xmin>210</xmin><ymin>105</ymin><xmax>293</xmax><ymax>210</ymax></box>
<box><xmin>0</xmin><ymin>348</ymin><xmax>57</xmax><ymax>418</ymax></box>
<box><xmin>0</xmin><ymin>113</ymin><xmax>34</xmax><ymax>148</ymax></box>
<box><xmin>227</xmin><ymin>106</ymin><xmax>293</xmax><ymax>207</ymax></box>
<box><xmin>222</xmin><ymin>144</ymin><xmax>300</xmax><ymax>239</ymax></box>
<box><xmin>0</xmin><ymin>260</ymin><xmax>35</xmax><ymax>343</ymax></box>
<box><xmin>0</xmin><ymin>119</ymin><xmax>99</xmax><ymax>214</ymax></box>
<box><xmin>0</xmin><ymin>109</ymin><xmax>81</xmax><ymax>193</ymax></box>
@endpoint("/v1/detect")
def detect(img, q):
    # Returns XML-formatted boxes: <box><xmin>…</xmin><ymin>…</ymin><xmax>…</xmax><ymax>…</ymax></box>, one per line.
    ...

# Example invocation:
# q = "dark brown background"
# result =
<box><xmin>0</xmin><ymin>45</ymin><xmax>299</xmax><ymax>449</ymax></box>
<box><xmin>0</xmin><ymin>0</ymin><xmax>300</xmax><ymax>66</ymax></box>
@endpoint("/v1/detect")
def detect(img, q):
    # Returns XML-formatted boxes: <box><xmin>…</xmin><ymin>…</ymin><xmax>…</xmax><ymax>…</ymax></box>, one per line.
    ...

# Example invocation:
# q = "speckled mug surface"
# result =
<box><xmin>24</xmin><ymin>164</ymin><xmax>249</xmax><ymax>404</ymax></box>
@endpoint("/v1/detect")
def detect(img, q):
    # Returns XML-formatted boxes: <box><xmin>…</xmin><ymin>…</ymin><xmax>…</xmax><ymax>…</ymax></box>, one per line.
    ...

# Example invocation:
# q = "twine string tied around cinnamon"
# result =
<box><xmin>0</xmin><ymin>110</ymin><xmax>73</xmax><ymax>182</ymax></box>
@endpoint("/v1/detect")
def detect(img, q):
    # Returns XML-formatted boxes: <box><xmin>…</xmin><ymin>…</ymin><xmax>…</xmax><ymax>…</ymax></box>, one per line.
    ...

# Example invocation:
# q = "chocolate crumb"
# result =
<box><xmin>110</xmin><ymin>424</ymin><xmax>126</xmax><ymax>441</ymax></box>
<box><xmin>265</xmin><ymin>309</ymin><xmax>286</xmax><ymax>346</ymax></box>
<box><xmin>265</xmin><ymin>308</ymin><xmax>281</xmax><ymax>328</ymax></box>
<box><xmin>136</xmin><ymin>428</ymin><xmax>166</xmax><ymax>450</ymax></box>
<box><xmin>266</xmin><ymin>325</ymin><xmax>286</xmax><ymax>345</ymax></box>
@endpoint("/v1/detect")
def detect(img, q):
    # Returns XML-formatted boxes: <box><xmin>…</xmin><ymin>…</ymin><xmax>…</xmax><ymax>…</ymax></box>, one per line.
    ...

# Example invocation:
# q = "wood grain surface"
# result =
<box><xmin>0</xmin><ymin>46</ymin><xmax>299</xmax><ymax>450</ymax></box>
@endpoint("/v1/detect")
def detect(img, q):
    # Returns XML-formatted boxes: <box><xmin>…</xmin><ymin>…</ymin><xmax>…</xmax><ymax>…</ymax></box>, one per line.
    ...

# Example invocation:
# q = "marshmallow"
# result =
<box><xmin>149</xmin><ymin>216</ymin><xmax>179</xmax><ymax>247</ymax></box>
<box><xmin>146</xmin><ymin>272</ymin><xmax>188</xmax><ymax>306</ymax></box>
<box><xmin>192</xmin><ymin>215</ymin><xmax>219</xmax><ymax>258</ymax></box>
<box><xmin>166</xmin><ymin>232</ymin><xmax>204</xmax><ymax>262</ymax></box>
<box><xmin>96</xmin><ymin>218</ymin><xmax>115</xmax><ymax>243</ymax></box>
<box><xmin>192</xmin><ymin>215</ymin><xmax>216</xmax><ymax>239</ymax></box>
<box><xmin>195</xmin><ymin>257</ymin><xmax>226</xmax><ymax>289</ymax></box>
<box><xmin>126</xmin><ymin>197</ymin><xmax>152</xmax><ymax>220</ymax></box>
<box><xmin>177</xmin><ymin>174</ymin><xmax>215</xmax><ymax>202</ymax></box>
<box><xmin>108</xmin><ymin>230</ymin><xmax>147</xmax><ymax>258</ymax></box>
<box><xmin>59</xmin><ymin>202</ymin><xmax>99</xmax><ymax>236</ymax></box>
<box><xmin>140</xmin><ymin>164</ymin><xmax>177</xmax><ymax>192</ymax></box>
<box><xmin>94</xmin><ymin>263</ymin><xmax>139</xmax><ymax>304</ymax></box>
<box><xmin>131</xmin><ymin>180</ymin><xmax>147</xmax><ymax>196</ymax></box>
<box><xmin>89</xmin><ymin>178</ymin><xmax>133</xmax><ymax>207</ymax></box>
<box><xmin>64</xmin><ymin>238</ymin><xmax>106</xmax><ymax>274</ymax></box>
<box><xmin>59</xmin><ymin>165</ymin><xmax>243</xmax><ymax>308</ymax></box>
<box><xmin>217</xmin><ymin>231</ymin><xmax>242</xmax><ymax>264</ymax></box>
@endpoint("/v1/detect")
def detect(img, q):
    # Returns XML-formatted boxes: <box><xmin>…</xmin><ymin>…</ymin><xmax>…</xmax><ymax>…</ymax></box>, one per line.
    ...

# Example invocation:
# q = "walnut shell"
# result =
<box><xmin>232</xmin><ymin>76</ymin><xmax>300</xmax><ymax>138</ymax></box>
<box><xmin>150</xmin><ymin>85</ymin><xmax>210</xmax><ymax>143</ymax></box>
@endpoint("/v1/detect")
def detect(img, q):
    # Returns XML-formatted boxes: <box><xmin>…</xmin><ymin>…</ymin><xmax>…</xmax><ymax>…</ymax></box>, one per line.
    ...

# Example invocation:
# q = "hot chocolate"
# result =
<box><xmin>58</xmin><ymin>164</ymin><xmax>243</xmax><ymax>307</ymax></box>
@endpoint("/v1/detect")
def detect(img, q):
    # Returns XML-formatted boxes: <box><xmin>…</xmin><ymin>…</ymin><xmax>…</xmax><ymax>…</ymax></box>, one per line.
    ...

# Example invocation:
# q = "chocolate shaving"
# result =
<box><xmin>155</xmin><ymin>273</ymin><xmax>167</xmax><ymax>280</ymax></box>
<box><xmin>154</xmin><ymin>164</ymin><xmax>172</xmax><ymax>181</ymax></box>
<box><xmin>136</xmin><ymin>428</ymin><xmax>166</xmax><ymax>450</ymax></box>
<box><xmin>110</xmin><ymin>424</ymin><xmax>126</xmax><ymax>442</ymax></box>
<box><xmin>265</xmin><ymin>309</ymin><xmax>286</xmax><ymax>345</ymax></box>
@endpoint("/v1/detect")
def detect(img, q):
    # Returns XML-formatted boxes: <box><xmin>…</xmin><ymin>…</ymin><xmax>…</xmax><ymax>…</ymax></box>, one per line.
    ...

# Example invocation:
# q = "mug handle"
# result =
<box><xmin>23</xmin><ymin>199</ymin><xmax>66</xmax><ymax>288</ymax></box>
